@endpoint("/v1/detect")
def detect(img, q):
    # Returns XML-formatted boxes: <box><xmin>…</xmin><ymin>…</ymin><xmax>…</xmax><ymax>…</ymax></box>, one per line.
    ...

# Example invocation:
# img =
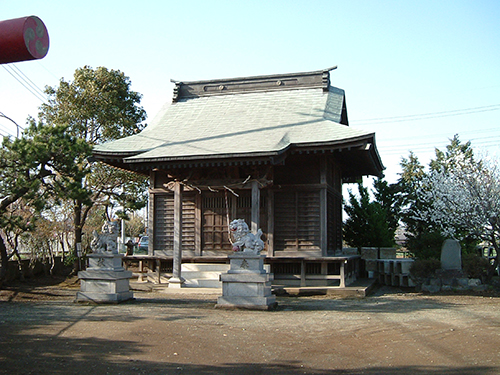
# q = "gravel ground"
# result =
<box><xmin>1</xmin><ymin>277</ymin><xmax>500</xmax><ymax>375</ymax></box>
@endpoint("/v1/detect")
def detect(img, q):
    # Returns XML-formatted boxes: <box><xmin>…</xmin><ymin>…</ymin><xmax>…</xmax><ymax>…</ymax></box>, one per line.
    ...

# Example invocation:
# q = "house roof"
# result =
<box><xmin>93</xmin><ymin>68</ymin><xmax>384</xmax><ymax>177</ymax></box>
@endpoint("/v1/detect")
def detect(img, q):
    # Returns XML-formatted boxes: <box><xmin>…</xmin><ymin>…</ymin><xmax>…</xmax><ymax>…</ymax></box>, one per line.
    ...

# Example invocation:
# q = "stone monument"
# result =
<box><xmin>217</xmin><ymin>219</ymin><xmax>277</xmax><ymax>310</ymax></box>
<box><xmin>440</xmin><ymin>238</ymin><xmax>462</xmax><ymax>270</ymax></box>
<box><xmin>75</xmin><ymin>221</ymin><xmax>133</xmax><ymax>303</ymax></box>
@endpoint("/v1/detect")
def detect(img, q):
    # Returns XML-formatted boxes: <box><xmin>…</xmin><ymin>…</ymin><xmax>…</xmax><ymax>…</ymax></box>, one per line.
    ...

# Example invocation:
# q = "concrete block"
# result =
<box><xmin>361</xmin><ymin>247</ymin><xmax>378</xmax><ymax>260</ymax></box>
<box><xmin>394</xmin><ymin>259</ymin><xmax>414</xmax><ymax>274</ymax></box>
<box><xmin>364</xmin><ymin>260</ymin><xmax>378</xmax><ymax>272</ymax></box>
<box><xmin>379</xmin><ymin>248</ymin><xmax>396</xmax><ymax>259</ymax></box>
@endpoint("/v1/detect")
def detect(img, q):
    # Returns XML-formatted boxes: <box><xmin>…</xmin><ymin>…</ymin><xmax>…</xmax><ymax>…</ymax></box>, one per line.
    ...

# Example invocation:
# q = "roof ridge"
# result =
<box><xmin>172</xmin><ymin>66</ymin><xmax>337</xmax><ymax>102</ymax></box>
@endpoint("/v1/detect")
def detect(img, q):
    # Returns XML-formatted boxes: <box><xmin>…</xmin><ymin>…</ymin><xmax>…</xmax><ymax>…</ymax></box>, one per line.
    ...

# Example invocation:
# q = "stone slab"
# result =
<box><xmin>228</xmin><ymin>253</ymin><xmax>266</xmax><ymax>274</ymax></box>
<box><xmin>441</xmin><ymin>239</ymin><xmax>462</xmax><ymax>270</ymax></box>
<box><xmin>223</xmin><ymin>281</ymin><xmax>272</xmax><ymax>297</ymax></box>
<box><xmin>361</xmin><ymin>248</ymin><xmax>378</xmax><ymax>260</ymax></box>
<box><xmin>216</xmin><ymin>295</ymin><xmax>277</xmax><ymax>310</ymax></box>
<box><xmin>220</xmin><ymin>273</ymin><xmax>273</xmax><ymax>283</ymax></box>
<box><xmin>80</xmin><ymin>279</ymin><xmax>131</xmax><ymax>294</ymax></box>
<box><xmin>87</xmin><ymin>254</ymin><xmax>124</xmax><ymax>271</ymax></box>
<box><xmin>78</xmin><ymin>270</ymin><xmax>133</xmax><ymax>280</ymax></box>
<box><xmin>364</xmin><ymin>260</ymin><xmax>378</xmax><ymax>272</ymax></box>
<box><xmin>379</xmin><ymin>248</ymin><xmax>396</xmax><ymax>259</ymax></box>
<box><xmin>75</xmin><ymin>290</ymin><xmax>133</xmax><ymax>303</ymax></box>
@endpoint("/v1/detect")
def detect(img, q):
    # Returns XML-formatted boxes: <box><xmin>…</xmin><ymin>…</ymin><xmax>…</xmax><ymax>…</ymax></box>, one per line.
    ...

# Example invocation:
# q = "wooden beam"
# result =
<box><xmin>251</xmin><ymin>180</ymin><xmax>260</xmax><ymax>233</ymax></box>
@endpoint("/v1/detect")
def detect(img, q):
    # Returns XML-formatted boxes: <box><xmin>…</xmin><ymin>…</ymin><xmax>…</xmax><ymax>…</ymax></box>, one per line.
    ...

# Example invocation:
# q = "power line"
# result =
<box><xmin>352</xmin><ymin>104</ymin><xmax>500</xmax><ymax>125</ymax></box>
<box><xmin>0</xmin><ymin>121</ymin><xmax>14</xmax><ymax>135</ymax></box>
<box><xmin>380</xmin><ymin>137</ymin><xmax>500</xmax><ymax>156</ymax></box>
<box><xmin>2</xmin><ymin>65</ymin><xmax>47</xmax><ymax>103</ymax></box>
<box><xmin>10</xmin><ymin>64</ymin><xmax>47</xmax><ymax>98</ymax></box>
<box><xmin>36</xmin><ymin>61</ymin><xmax>60</xmax><ymax>81</ymax></box>
<box><xmin>377</xmin><ymin>128</ymin><xmax>500</xmax><ymax>156</ymax></box>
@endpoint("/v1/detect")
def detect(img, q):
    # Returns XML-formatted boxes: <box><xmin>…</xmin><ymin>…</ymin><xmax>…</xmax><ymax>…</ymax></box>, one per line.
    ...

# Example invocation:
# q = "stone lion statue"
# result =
<box><xmin>229</xmin><ymin>219</ymin><xmax>264</xmax><ymax>254</ymax></box>
<box><xmin>91</xmin><ymin>221</ymin><xmax>120</xmax><ymax>254</ymax></box>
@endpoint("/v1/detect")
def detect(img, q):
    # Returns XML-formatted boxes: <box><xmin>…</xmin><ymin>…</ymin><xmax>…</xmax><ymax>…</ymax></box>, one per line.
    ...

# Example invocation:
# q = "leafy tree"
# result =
<box><xmin>399</xmin><ymin>136</ymin><xmax>482</xmax><ymax>260</ymax></box>
<box><xmin>0</xmin><ymin>122</ymin><xmax>90</xmax><ymax>282</ymax></box>
<box><xmin>343</xmin><ymin>177</ymin><xmax>401</xmax><ymax>249</ymax></box>
<box><xmin>126</xmin><ymin>214</ymin><xmax>146</xmax><ymax>238</ymax></box>
<box><xmin>415</xmin><ymin>146</ymin><xmax>500</xmax><ymax>279</ymax></box>
<box><xmin>398</xmin><ymin>152</ymin><xmax>445</xmax><ymax>259</ymax></box>
<box><xmin>37</xmin><ymin>66</ymin><xmax>148</xmax><ymax>268</ymax></box>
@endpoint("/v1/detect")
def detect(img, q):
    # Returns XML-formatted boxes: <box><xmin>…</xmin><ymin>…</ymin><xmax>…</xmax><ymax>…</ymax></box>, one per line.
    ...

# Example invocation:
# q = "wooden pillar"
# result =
<box><xmin>320</xmin><ymin>156</ymin><xmax>328</xmax><ymax>256</ymax></box>
<box><xmin>156</xmin><ymin>258</ymin><xmax>161</xmax><ymax>284</ymax></box>
<box><xmin>251</xmin><ymin>180</ymin><xmax>260</xmax><ymax>233</ymax></box>
<box><xmin>340</xmin><ymin>260</ymin><xmax>346</xmax><ymax>288</ymax></box>
<box><xmin>148</xmin><ymin>192</ymin><xmax>154</xmax><ymax>256</ymax></box>
<box><xmin>300</xmin><ymin>259</ymin><xmax>306</xmax><ymax>287</ymax></box>
<box><xmin>169</xmin><ymin>181</ymin><xmax>185</xmax><ymax>288</ymax></box>
<box><xmin>267</xmin><ymin>190</ymin><xmax>274</xmax><ymax>257</ymax></box>
<box><xmin>194</xmin><ymin>193</ymin><xmax>202</xmax><ymax>256</ymax></box>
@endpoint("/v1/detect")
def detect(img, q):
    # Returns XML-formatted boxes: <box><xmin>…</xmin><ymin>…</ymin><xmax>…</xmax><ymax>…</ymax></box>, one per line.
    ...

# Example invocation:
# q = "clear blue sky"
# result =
<box><xmin>1</xmin><ymin>0</ymin><xmax>499</xmax><ymax>183</ymax></box>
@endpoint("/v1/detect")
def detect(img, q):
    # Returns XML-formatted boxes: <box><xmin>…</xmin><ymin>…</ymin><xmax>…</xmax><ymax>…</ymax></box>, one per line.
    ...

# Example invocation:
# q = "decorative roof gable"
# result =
<box><xmin>172</xmin><ymin>66</ymin><xmax>336</xmax><ymax>102</ymax></box>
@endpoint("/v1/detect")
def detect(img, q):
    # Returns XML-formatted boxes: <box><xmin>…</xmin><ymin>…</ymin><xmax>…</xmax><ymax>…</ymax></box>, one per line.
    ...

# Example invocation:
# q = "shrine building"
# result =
<box><xmin>92</xmin><ymin>67</ymin><xmax>384</xmax><ymax>288</ymax></box>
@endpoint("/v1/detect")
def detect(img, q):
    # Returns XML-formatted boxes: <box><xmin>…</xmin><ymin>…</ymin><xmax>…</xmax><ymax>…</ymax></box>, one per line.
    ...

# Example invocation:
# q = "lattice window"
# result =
<box><xmin>201</xmin><ymin>191</ymin><xmax>265</xmax><ymax>252</ymax></box>
<box><xmin>202</xmin><ymin>194</ymin><xmax>232</xmax><ymax>251</ymax></box>
<box><xmin>274</xmin><ymin>190</ymin><xmax>321</xmax><ymax>251</ymax></box>
<box><xmin>153</xmin><ymin>193</ymin><xmax>196</xmax><ymax>251</ymax></box>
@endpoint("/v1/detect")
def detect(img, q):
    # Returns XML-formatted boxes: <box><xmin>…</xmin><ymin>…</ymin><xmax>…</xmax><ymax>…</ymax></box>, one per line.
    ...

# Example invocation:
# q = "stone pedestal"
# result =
<box><xmin>75</xmin><ymin>253</ymin><xmax>133</xmax><ymax>303</ymax></box>
<box><xmin>216</xmin><ymin>253</ymin><xmax>277</xmax><ymax>310</ymax></box>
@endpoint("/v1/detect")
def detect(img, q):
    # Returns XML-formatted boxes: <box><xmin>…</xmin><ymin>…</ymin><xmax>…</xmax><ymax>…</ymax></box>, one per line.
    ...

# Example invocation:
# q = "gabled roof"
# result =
<box><xmin>93</xmin><ymin>68</ymin><xmax>383</xmax><ymax>177</ymax></box>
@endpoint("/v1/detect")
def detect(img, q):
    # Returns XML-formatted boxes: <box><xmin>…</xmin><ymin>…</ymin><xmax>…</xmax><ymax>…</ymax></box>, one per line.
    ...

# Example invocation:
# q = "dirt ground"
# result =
<box><xmin>1</xmin><ymin>277</ymin><xmax>500</xmax><ymax>375</ymax></box>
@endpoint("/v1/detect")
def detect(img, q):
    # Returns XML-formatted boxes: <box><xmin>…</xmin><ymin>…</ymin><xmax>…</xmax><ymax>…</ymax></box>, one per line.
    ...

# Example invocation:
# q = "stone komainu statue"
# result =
<box><xmin>91</xmin><ymin>221</ymin><xmax>120</xmax><ymax>254</ymax></box>
<box><xmin>229</xmin><ymin>219</ymin><xmax>264</xmax><ymax>254</ymax></box>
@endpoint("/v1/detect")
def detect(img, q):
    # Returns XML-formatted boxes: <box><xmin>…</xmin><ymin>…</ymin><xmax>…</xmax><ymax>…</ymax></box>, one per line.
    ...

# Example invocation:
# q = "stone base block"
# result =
<box><xmin>379</xmin><ymin>248</ymin><xmax>396</xmax><ymax>259</ymax></box>
<box><xmin>78</xmin><ymin>269</ymin><xmax>133</xmax><ymax>280</ymax></box>
<box><xmin>361</xmin><ymin>247</ymin><xmax>378</xmax><ymax>260</ymax></box>
<box><xmin>216</xmin><ymin>295</ymin><xmax>277</xmax><ymax>310</ymax></box>
<box><xmin>216</xmin><ymin>253</ymin><xmax>277</xmax><ymax>310</ymax></box>
<box><xmin>227</xmin><ymin>253</ymin><xmax>267</xmax><ymax>274</ymax></box>
<box><xmin>79</xmin><ymin>278</ymin><xmax>131</xmax><ymax>293</ymax></box>
<box><xmin>86</xmin><ymin>252</ymin><xmax>127</xmax><ymax>271</ymax></box>
<box><xmin>364</xmin><ymin>260</ymin><xmax>378</xmax><ymax>272</ymax></box>
<box><xmin>76</xmin><ymin>253</ymin><xmax>133</xmax><ymax>304</ymax></box>
<box><xmin>75</xmin><ymin>290</ymin><xmax>134</xmax><ymax>303</ymax></box>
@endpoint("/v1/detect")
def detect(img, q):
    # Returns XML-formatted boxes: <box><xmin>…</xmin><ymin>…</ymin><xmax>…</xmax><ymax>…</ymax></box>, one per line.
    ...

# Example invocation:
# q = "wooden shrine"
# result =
<box><xmin>93</xmin><ymin>67</ymin><xmax>384</xmax><ymax>287</ymax></box>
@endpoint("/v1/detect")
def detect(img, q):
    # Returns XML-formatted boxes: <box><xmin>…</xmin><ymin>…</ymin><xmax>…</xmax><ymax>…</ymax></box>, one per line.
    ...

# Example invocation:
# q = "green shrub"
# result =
<box><xmin>462</xmin><ymin>253</ymin><xmax>489</xmax><ymax>279</ymax></box>
<box><xmin>410</xmin><ymin>258</ymin><xmax>441</xmax><ymax>280</ymax></box>
<box><xmin>63</xmin><ymin>253</ymin><xmax>79</xmax><ymax>268</ymax></box>
<box><xmin>406</xmin><ymin>231</ymin><xmax>445</xmax><ymax>260</ymax></box>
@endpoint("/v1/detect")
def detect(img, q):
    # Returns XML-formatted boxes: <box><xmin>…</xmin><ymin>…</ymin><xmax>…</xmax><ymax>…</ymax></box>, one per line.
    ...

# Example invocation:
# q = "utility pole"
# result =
<box><xmin>0</xmin><ymin>112</ymin><xmax>22</xmax><ymax>138</ymax></box>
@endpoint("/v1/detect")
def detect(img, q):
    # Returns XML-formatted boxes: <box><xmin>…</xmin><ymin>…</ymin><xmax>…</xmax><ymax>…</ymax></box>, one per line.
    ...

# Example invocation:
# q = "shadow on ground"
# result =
<box><xmin>0</xmin><ymin>328</ymin><xmax>497</xmax><ymax>375</ymax></box>
<box><xmin>0</xmin><ymin>325</ymin><xmax>498</xmax><ymax>374</ymax></box>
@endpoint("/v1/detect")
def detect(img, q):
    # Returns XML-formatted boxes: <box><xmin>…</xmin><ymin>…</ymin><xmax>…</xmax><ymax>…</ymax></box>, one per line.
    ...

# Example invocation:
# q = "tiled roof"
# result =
<box><xmin>93</xmin><ymin>68</ymin><xmax>382</xmax><ymax>174</ymax></box>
